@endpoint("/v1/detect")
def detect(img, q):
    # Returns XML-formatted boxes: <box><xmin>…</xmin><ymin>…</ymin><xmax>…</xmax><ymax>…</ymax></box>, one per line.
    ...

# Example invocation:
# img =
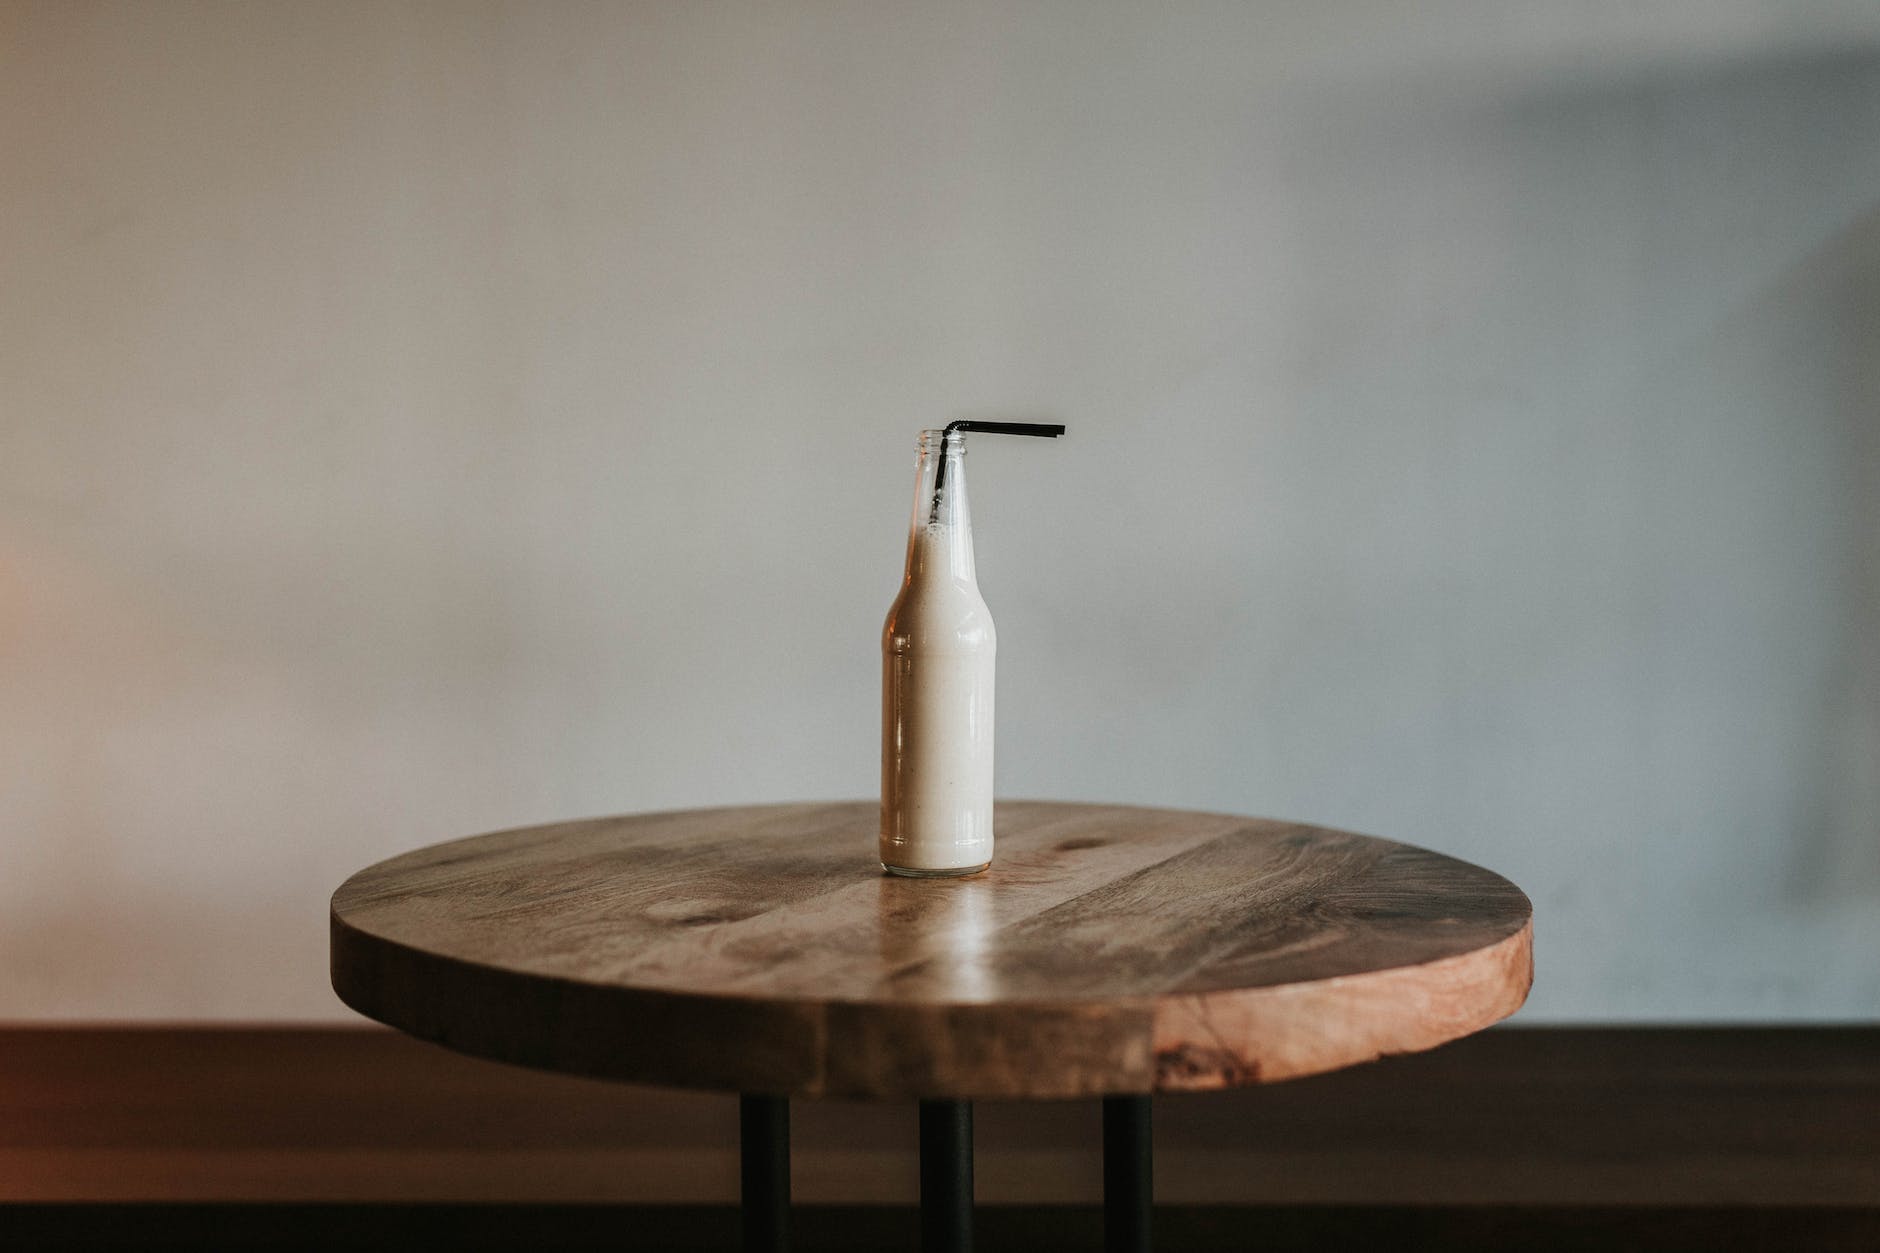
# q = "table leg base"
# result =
<box><xmin>1104</xmin><ymin>1094</ymin><xmax>1153</xmax><ymax>1253</ymax></box>
<box><xmin>740</xmin><ymin>1094</ymin><xmax>790</xmax><ymax>1253</ymax></box>
<box><xmin>740</xmin><ymin>1090</ymin><xmax>1146</xmax><ymax>1253</ymax></box>
<box><xmin>919</xmin><ymin>1098</ymin><xmax>974</xmax><ymax>1253</ymax></box>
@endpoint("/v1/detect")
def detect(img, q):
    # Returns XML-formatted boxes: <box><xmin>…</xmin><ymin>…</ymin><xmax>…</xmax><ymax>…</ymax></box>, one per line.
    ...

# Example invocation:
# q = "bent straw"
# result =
<box><xmin>929</xmin><ymin>420</ymin><xmax>1066</xmax><ymax>523</ymax></box>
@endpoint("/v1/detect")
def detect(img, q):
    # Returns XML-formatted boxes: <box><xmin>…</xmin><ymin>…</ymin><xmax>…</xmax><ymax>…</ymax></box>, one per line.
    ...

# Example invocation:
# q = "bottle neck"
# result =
<box><xmin>904</xmin><ymin>431</ymin><xmax>976</xmax><ymax>583</ymax></box>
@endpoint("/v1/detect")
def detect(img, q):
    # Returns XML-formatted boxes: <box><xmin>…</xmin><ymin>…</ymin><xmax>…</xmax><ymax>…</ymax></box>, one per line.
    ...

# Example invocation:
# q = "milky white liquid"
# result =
<box><xmin>880</xmin><ymin>519</ymin><xmax>996</xmax><ymax>874</ymax></box>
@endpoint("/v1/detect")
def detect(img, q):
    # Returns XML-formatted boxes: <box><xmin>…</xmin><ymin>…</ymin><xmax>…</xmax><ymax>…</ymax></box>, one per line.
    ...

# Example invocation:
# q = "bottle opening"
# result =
<box><xmin>919</xmin><ymin>428</ymin><xmax>967</xmax><ymax>455</ymax></box>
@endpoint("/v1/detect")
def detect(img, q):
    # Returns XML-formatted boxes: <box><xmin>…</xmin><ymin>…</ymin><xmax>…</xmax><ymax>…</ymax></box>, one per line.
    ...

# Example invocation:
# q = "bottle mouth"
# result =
<box><xmin>919</xmin><ymin>428</ymin><xmax>966</xmax><ymax>453</ymax></box>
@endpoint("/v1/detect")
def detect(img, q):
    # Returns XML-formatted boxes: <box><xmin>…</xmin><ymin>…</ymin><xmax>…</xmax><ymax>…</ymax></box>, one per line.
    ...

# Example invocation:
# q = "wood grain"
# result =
<box><xmin>330</xmin><ymin>802</ymin><xmax>1532</xmax><ymax>1099</ymax></box>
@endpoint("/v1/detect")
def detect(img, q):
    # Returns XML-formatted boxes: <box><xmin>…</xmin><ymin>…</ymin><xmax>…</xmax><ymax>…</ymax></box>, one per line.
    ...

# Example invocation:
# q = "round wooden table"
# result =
<box><xmin>331</xmin><ymin>801</ymin><xmax>1532</xmax><ymax>1252</ymax></box>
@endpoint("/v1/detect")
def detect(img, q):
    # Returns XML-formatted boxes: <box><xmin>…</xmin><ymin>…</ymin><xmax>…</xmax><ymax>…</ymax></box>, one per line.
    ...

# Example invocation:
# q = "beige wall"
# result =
<box><xmin>3</xmin><ymin>0</ymin><xmax>1879</xmax><ymax>1021</ymax></box>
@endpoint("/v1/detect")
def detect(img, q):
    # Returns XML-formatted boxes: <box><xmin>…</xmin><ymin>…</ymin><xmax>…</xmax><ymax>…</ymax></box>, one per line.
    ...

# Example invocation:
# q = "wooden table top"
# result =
<box><xmin>331</xmin><ymin>802</ymin><xmax>1532</xmax><ymax>1101</ymax></box>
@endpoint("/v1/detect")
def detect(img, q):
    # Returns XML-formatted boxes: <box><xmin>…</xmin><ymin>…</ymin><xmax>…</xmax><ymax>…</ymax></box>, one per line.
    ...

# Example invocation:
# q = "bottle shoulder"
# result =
<box><xmin>883</xmin><ymin>578</ymin><xmax>996</xmax><ymax>652</ymax></box>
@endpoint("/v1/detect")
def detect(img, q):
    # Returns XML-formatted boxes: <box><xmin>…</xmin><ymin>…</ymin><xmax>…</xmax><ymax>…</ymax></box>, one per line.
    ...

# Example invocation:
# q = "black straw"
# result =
<box><xmin>928</xmin><ymin>420</ymin><xmax>1066</xmax><ymax>523</ymax></box>
<box><xmin>944</xmin><ymin>420</ymin><xmax>1068</xmax><ymax>439</ymax></box>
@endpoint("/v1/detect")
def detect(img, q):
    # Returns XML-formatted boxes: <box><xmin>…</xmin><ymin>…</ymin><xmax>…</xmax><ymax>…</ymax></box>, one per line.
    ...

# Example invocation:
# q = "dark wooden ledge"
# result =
<box><xmin>8</xmin><ymin>1203</ymin><xmax>1879</xmax><ymax>1253</ymax></box>
<box><xmin>0</xmin><ymin>1025</ymin><xmax>1874</xmax><ymax>1207</ymax></box>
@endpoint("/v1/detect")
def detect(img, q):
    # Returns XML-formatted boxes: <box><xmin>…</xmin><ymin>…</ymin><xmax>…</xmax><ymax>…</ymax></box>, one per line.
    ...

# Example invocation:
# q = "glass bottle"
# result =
<box><xmin>880</xmin><ymin>428</ymin><xmax>996</xmax><ymax>876</ymax></box>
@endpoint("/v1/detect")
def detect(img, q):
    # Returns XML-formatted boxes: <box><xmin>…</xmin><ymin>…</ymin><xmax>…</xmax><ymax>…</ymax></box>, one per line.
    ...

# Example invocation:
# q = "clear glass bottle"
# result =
<box><xmin>880</xmin><ymin>428</ymin><xmax>996</xmax><ymax>876</ymax></box>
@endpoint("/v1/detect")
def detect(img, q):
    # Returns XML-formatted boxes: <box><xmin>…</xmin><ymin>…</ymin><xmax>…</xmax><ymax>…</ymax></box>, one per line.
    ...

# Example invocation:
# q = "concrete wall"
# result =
<box><xmin>3</xmin><ymin>0</ymin><xmax>1878</xmax><ymax>1020</ymax></box>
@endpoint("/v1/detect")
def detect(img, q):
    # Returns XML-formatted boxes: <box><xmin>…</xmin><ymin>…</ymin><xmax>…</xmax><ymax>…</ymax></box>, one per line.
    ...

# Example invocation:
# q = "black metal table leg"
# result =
<box><xmin>1104</xmin><ymin>1095</ymin><xmax>1152</xmax><ymax>1253</ymax></box>
<box><xmin>741</xmin><ymin>1094</ymin><xmax>790</xmax><ymax>1253</ymax></box>
<box><xmin>919</xmin><ymin>1099</ymin><xmax>974</xmax><ymax>1253</ymax></box>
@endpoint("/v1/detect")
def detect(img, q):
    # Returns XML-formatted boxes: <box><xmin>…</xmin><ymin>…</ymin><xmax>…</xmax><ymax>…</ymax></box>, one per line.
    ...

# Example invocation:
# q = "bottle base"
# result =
<box><xmin>880</xmin><ymin>861</ymin><xmax>991</xmax><ymax>878</ymax></box>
